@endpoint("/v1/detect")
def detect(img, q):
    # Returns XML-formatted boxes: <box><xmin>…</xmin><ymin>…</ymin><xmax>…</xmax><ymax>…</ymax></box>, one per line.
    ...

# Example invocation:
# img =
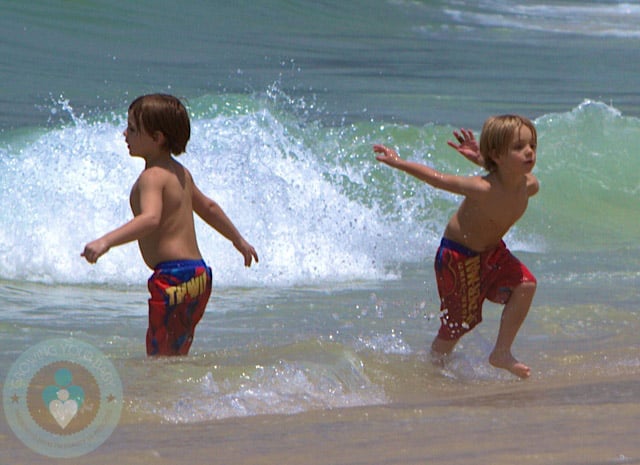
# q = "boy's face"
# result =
<box><xmin>499</xmin><ymin>125</ymin><xmax>536</xmax><ymax>174</ymax></box>
<box><xmin>123</xmin><ymin>111</ymin><xmax>157</xmax><ymax>158</ymax></box>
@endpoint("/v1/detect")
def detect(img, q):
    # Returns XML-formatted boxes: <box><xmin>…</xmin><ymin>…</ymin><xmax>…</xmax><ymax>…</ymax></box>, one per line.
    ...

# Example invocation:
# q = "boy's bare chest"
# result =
<box><xmin>460</xmin><ymin>186</ymin><xmax>528</xmax><ymax>229</ymax></box>
<box><xmin>483</xmin><ymin>188</ymin><xmax>529</xmax><ymax>226</ymax></box>
<box><xmin>129</xmin><ymin>182</ymin><xmax>141</xmax><ymax>214</ymax></box>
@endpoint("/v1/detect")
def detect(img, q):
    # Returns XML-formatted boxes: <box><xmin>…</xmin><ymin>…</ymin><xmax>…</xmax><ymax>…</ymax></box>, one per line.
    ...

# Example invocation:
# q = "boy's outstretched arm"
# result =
<box><xmin>373</xmin><ymin>144</ymin><xmax>479</xmax><ymax>196</ymax></box>
<box><xmin>447</xmin><ymin>128</ymin><xmax>483</xmax><ymax>167</ymax></box>
<box><xmin>192</xmin><ymin>184</ymin><xmax>258</xmax><ymax>267</ymax></box>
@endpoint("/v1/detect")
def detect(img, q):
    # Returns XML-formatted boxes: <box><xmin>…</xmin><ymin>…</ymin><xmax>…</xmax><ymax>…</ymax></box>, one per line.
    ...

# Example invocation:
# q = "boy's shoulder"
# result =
<box><xmin>484</xmin><ymin>171</ymin><xmax>538</xmax><ymax>198</ymax></box>
<box><xmin>135</xmin><ymin>159</ymin><xmax>192</xmax><ymax>190</ymax></box>
<box><xmin>139</xmin><ymin>158</ymin><xmax>190</xmax><ymax>177</ymax></box>
<box><xmin>468</xmin><ymin>173</ymin><xmax>495</xmax><ymax>192</ymax></box>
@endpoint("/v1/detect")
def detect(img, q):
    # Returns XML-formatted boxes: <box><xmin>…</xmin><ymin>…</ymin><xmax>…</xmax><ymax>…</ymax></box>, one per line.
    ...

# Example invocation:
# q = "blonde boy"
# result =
<box><xmin>82</xmin><ymin>94</ymin><xmax>258</xmax><ymax>356</ymax></box>
<box><xmin>374</xmin><ymin>115</ymin><xmax>538</xmax><ymax>378</ymax></box>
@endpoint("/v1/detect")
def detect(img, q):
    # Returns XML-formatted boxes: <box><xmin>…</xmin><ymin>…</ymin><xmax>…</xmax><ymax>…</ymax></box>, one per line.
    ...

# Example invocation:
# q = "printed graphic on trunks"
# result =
<box><xmin>463</xmin><ymin>255</ymin><xmax>481</xmax><ymax>327</ymax></box>
<box><xmin>164</xmin><ymin>271</ymin><xmax>208</xmax><ymax>306</ymax></box>
<box><xmin>147</xmin><ymin>263</ymin><xmax>212</xmax><ymax>356</ymax></box>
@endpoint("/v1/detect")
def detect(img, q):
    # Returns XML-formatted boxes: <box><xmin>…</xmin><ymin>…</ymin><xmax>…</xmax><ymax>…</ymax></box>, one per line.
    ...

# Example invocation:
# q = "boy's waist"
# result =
<box><xmin>154</xmin><ymin>259</ymin><xmax>209</xmax><ymax>272</ymax></box>
<box><xmin>440</xmin><ymin>237</ymin><xmax>506</xmax><ymax>256</ymax></box>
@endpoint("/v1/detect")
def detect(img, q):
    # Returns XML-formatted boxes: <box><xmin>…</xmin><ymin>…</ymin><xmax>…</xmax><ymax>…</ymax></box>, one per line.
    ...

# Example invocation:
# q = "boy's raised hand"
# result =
<box><xmin>373</xmin><ymin>144</ymin><xmax>402</xmax><ymax>166</ymax></box>
<box><xmin>447</xmin><ymin>128</ymin><xmax>483</xmax><ymax>167</ymax></box>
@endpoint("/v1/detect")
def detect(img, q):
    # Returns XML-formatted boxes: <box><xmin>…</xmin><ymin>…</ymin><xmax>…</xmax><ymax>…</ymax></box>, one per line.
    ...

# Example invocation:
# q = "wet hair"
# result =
<box><xmin>128</xmin><ymin>94</ymin><xmax>191</xmax><ymax>155</ymax></box>
<box><xmin>479</xmin><ymin>114</ymin><xmax>537</xmax><ymax>172</ymax></box>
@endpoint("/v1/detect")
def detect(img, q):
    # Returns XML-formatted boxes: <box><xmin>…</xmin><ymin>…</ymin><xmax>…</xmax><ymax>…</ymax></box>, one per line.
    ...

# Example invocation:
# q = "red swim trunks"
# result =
<box><xmin>434</xmin><ymin>238</ymin><xmax>536</xmax><ymax>341</ymax></box>
<box><xmin>146</xmin><ymin>259</ymin><xmax>212</xmax><ymax>356</ymax></box>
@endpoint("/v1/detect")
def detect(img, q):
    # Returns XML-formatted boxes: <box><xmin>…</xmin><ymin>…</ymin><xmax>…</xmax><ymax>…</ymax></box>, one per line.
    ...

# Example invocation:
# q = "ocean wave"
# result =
<box><xmin>0</xmin><ymin>96</ymin><xmax>637</xmax><ymax>285</ymax></box>
<box><xmin>442</xmin><ymin>1</ymin><xmax>640</xmax><ymax>38</ymax></box>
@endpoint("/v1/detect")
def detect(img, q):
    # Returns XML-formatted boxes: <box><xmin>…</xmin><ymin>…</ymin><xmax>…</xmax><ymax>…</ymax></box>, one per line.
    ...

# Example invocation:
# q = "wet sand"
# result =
<box><xmin>4</xmin><ymin>373</ymin><xmax>639</xmax><ymax>465</ymax></box>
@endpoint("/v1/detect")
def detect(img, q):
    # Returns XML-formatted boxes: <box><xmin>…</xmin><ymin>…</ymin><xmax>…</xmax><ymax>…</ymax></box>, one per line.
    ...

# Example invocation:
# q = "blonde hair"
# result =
<box><xmin>479</xmin><ymin>114</ymin><xmax>536</xmax><ymax>172</ymax></box>
<box><xmin>128</xmin><ymin>94</ymin><xmax>191</xmax><ymax>155</ymax></box>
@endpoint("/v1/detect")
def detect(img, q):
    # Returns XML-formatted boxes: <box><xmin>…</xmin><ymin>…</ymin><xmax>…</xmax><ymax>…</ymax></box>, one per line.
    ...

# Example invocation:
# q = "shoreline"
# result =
<box><xmin>4</xmin><ymin>373</ymin><xmax>639</xmax><ymax>465</ymax></box>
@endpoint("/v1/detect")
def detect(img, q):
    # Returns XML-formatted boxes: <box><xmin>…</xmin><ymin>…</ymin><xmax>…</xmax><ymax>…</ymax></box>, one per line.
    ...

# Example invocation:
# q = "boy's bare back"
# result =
<box><xmin>82</xmin><ymin>93</ymin><xmax>258</xmax><ymax>269</ymax></box>
<box><xmin>131</xmin><ymin>159</ymin><xmax>203</xmax><ymax>269</ymax></box>
<box><xmin>81</xmin><ymin>93</ymin><xmax>257</xmax><ymax>357</ymax></box>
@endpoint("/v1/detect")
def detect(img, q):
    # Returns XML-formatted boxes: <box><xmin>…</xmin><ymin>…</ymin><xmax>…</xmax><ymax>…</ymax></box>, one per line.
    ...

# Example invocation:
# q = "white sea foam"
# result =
<box><xmin>0</xmin><ymin>101</ymin><xmax>420</xmax><ymax>286</ymax></box>
<box><xmin>1</xmin><ymin>97</ymin><xmax>638</xmax><ymax>285</ymax></box>
<box><xmin>444</xmin><ymin>1</ymin><xmax>640</xmax><ymax>37</ymax></box>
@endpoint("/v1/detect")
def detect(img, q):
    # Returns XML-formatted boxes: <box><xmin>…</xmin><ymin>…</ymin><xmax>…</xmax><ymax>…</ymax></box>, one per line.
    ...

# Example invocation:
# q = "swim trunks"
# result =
<box><xmin>146</xmin><ymin>259</ymin><xmax>212</xmax><ymax>356</ymax></box>
<box><xmin>434</xmin><ymin>238</ymin><xmax>536</xmax><ymax>340</ymax></box>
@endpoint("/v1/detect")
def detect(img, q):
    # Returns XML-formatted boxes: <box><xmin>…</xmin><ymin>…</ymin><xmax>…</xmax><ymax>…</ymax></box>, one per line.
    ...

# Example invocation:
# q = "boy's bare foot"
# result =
<box><xmin>489</xmin><ymin>349</ymin><xmax>531</xmax><ymax>379</ymax></box>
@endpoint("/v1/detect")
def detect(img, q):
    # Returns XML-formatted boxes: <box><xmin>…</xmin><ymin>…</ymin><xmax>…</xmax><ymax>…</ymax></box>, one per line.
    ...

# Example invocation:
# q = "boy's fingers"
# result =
<box><xmin>373</xmin><ymin>144</ymin><xmax>392</xmax><ymax>153</ymax></box>
<box><xmin>373</xmin><ymin>145</ymin><xmax>397</xmax><ymax>157</ymax></box>
<box><xmin>243</xmin><ymin>247</ymin><xmax>259</xmax><ymax>267</ymax></box>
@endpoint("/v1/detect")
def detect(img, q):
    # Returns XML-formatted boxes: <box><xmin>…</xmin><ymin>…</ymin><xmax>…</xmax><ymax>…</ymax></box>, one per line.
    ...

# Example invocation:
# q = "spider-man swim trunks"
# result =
<box><xmin>434</xmin><ymin>238</ymin><xmax>536</xmax><ymax>340</ymax></box>
<box><xmin>146</xmin><ymin>259</ymin><xmax>212</xmax><ymax>356</ymax></box>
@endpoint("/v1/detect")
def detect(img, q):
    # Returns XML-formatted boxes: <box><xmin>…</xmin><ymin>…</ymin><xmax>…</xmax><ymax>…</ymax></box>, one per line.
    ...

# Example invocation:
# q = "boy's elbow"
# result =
<box><xmin>194</xmin><ymin>199</ymin><xmax>224</xmax><ymax>223</ymax></box>
<box><xmin>201</xmin><ymin>199</ymin><xmax>222</xmax><ymax>216</ymax></box>
<box><xmin>206</xmin><ymin>199</ymin><xmax>221</xmax><ymax>211</ymax></box>
<box><xmin>143</xmin><ymin>213</ymin><xmax>162</xmax><ymax>231</ymax></box>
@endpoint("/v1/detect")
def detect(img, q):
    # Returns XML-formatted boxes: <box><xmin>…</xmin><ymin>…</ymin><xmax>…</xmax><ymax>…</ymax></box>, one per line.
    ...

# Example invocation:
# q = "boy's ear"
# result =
<box><xmin>152</xmin><ymin>130</ymin><xmax>166</xmax><ymax>145</ymax></box>
<box><xmin>489</xmin><ymin>149</ymin><xmax>502</xmax><ymax>164</ymax></box>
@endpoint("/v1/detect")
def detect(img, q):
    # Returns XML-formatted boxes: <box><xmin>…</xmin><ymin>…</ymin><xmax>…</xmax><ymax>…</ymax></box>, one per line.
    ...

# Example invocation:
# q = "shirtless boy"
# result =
<box><xmin>374</xmin><ymin>115</ymin><xmax>538</xmax><ymax>378</ymax></box>
<box><xmin>82</xmin><ymin>94</ymin><xmax>258</xmax><ymax>356</ymax></box>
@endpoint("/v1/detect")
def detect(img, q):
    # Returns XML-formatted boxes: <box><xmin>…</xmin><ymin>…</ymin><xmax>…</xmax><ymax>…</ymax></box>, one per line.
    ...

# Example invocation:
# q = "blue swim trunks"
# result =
<box><xmin>146</xmin><ymin>259</ymin><xmax>212</xmax><ymax>356</ymax></box>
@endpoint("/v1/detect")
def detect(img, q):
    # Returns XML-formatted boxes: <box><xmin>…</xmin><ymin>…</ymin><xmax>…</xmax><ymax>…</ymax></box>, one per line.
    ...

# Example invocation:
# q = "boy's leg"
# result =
<box><xmin>431</xmin><ymin>336</ymin><xmax>458</xmax><ymax>355</ymax></box>
<box><xmin>431</xmin><ymin>240</ymin><xmax>472</xmax><ymax>366</ymax></box>
<box><xmin>489</xmin><ymin>281</ymin><xmax>536</xmax><ymax>378</ymax></box>
<box><xmin>430</xmin><ymin>336</ymin><xmax>459</xmax><ymax>367</ymax></box>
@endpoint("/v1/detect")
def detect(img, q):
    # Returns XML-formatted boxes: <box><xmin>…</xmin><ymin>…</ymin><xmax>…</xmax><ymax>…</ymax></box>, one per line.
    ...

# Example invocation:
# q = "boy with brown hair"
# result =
<box><xmin>374</xmin><ymin>115</ymin><xmax>538</xmax><ymax>378</ymax></box>
<box><xmin>82</xmin><ymin>94</ymin><xmax>258</xmax><ymax>356</ymax></box>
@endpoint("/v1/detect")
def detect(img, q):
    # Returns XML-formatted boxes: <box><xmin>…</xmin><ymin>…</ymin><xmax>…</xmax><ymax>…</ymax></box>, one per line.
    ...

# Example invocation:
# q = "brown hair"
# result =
<box><xmin>479</xmin><ymin>114</ymin><xmax>537</xmax><ymax>172</ymax></box>
<box><xmin>128</xmin><ymin>94</ymin><xmax>191</xmax><ymax>155</ymax></box>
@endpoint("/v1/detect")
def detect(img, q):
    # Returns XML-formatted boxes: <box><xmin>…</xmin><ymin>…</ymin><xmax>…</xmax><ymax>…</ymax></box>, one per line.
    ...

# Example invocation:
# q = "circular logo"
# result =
<box><xmin>3</xmin><ymin>338</ymin><xmax>123</xmax><ymax>458</ymax></box>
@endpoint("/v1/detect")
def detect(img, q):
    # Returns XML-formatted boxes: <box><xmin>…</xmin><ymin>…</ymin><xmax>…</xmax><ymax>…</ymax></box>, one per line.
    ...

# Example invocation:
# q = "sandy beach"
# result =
<box><xmin>4</xmin><ymin>370</ymin><xmax>639</xmax><ymax>465</ymax></box>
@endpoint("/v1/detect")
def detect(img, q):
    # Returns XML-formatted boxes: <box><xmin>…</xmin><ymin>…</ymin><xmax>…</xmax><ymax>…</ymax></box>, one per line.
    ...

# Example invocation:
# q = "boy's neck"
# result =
<box><xmin>490</xmin><ymin>169</ymin><xmax>527</xmax><ymax>189</ymax></box>
<box><xmin>142</xmin><ymin>150</ymin><xmax>173</xmax><ymax>169</ymax></box>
